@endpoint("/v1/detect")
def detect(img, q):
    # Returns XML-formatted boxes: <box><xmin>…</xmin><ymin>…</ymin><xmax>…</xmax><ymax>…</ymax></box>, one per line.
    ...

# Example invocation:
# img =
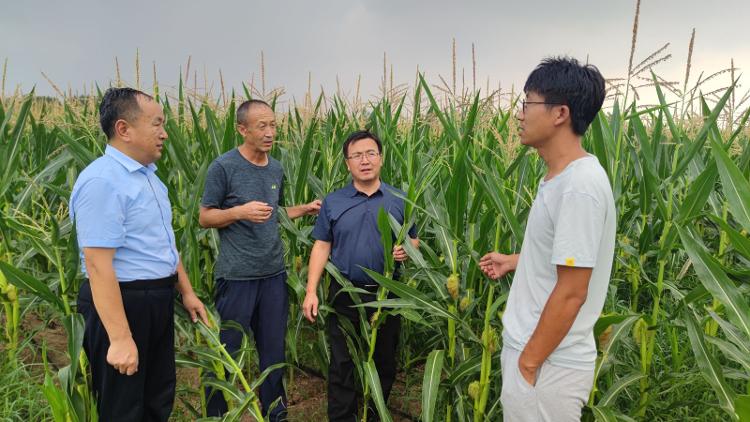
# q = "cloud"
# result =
<box><xmin>0</xmin><ymin>0</ymin><xmax>747</xmax><ymax>103</ymax></box>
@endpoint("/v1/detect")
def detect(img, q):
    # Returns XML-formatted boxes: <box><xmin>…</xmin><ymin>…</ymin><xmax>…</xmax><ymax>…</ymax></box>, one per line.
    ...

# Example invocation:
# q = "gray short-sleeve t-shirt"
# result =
<box><xmin>502</xmin><ymin>155</ymin><xmax>616</xmax><ymax>371</ymax></box>
<box><xmin>201</xmin><ymin>148</ymin><xmax>286</xmax><ymax>280</ymax></box>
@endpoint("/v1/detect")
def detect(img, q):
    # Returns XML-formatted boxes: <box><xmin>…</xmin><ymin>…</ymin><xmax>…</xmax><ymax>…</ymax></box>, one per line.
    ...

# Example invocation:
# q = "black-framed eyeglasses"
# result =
<box><xmin>346</xmin><ymin>150</ymin><xmax>380</xmax><ymax>161</ymax></box>
<box><xmin>521</xmin><ymin>100</ymin><xmax>566</xmax><ymax>112</ymax></box>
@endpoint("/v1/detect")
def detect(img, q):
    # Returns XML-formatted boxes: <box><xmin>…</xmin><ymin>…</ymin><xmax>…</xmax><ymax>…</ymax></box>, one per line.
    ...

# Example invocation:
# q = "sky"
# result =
<box><xmin>2</xmin><ymin>0</ymin><xmax>748</xmax><ymax>107</ymax></box>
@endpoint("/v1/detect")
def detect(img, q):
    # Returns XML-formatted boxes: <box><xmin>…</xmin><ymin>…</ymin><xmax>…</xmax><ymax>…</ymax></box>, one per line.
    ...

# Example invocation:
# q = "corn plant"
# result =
<box><xmin>0</xmin><ymin>62</ymin><xmax>748</xmax><ymax>421</ymax></box>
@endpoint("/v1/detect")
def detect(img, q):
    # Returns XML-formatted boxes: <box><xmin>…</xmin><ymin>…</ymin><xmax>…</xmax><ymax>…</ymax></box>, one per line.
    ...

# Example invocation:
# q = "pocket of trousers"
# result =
<box><xmin>76</xmin><ymin>282</ymin><xmax>93</xmax><ymax>316</ymax></box>
<box><xmin>516</xmin><ymin>356</ymin><xmax>540</xmax><ymax>393</ymax></box>
<box><xmin>214</xmin><ymin>278</ymin><xmax>228</xmax><ymax>304</ymax></box>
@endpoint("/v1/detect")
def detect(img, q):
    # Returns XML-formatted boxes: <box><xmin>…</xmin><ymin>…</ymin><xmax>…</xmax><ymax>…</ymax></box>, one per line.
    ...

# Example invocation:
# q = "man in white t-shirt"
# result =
<box><xmin>480</xmin><ymin>57</ymin><xmax>615</xmax><ymax>421</ymax></box>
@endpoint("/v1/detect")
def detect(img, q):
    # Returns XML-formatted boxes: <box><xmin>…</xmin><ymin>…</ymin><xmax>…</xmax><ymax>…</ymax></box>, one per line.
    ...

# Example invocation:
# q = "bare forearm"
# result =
<box><xmin>507</xmin><ymin>254</ymin><xmax>521</xmax><ymax>274</ymax></box>
<box><xmin>285</xmin><ymin>205</ymin><xmax>308</xmax><ymax>220</ymax></box>
<box><xmin>522</xmin><ymin>286</ymin><xmax>585</xmax><ymax>365</ymax></box>
<box><xmin>306</xmin><ymin>242</ymin><xmax>331</xmax><ymax>294</ymax></box>
<box><xmin>175</xmin><ymin>258</ymin><xmax>197</xmax><ymax>297</ymax></box>
<box><xmin>409</xmin><ymin>237</ymin><xmax>420</xmax><ymax>249</ymax></box>
<box><xmin>86</xmin><ymin>256</ymin><xmax>131</xmax><ymax>342</ymax></box>
<box><xmin>199</xmin><ymin>207</ymin><xmax>237</xmax><ymax>228</ymax></box>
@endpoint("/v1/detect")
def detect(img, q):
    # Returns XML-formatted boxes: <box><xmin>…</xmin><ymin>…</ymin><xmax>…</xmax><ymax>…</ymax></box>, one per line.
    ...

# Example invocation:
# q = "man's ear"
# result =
<box><xmin>114</xmin><ymin>119</ymin><xmax>130</xmax><ymax>141</ymax></box>
<box><xmin>236</xmin><ymin>123</ymin><xmax>247</xmax><ymax>138</ymax></box>
<box><xmin>553</xmin><ymin>105</ymin><xmax>571</xmax><ymax>128</ymax></box>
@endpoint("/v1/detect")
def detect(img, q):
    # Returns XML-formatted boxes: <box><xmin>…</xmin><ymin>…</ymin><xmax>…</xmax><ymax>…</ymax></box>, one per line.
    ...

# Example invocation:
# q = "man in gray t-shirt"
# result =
<box><xmin>202</xmin><ymin>148</ymin><xmax>287</xmax><ymax>280</ymax></box>
<box><xmin>480</xmin><ymin>57</ymin><xmax>613</xmax><ymax>422</ymax></box>
<box><xmin>199</xmin><ymin>100</ymin><xmax>320</xmax><ymax>421</ymax></box>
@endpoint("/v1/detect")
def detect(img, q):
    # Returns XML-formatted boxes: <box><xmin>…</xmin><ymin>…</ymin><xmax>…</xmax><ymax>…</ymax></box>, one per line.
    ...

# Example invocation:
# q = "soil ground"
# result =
<box><xmin>18</xmin><ymin>310</ymin><xmax>422</xmax><ymax>421</ymax></box>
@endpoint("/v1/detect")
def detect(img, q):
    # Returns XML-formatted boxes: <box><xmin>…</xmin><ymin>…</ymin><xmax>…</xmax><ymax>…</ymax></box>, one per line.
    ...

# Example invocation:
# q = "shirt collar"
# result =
<box><xmin>347</xmin><ymin>181</ymin><xmax>384</xmax><ymax>198</ymax></box>
<box><xmin>105</xmin><ymin>144</ymin><xmax>157</xmax><ymax>173</ymax></box>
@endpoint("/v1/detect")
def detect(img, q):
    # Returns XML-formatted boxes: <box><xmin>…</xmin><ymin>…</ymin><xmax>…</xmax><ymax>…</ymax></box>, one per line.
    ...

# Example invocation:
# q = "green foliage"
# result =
<box><xmin>0</xmin><ymin>72</ymin><xmax>748</xmax><ymax>421</ymax></box>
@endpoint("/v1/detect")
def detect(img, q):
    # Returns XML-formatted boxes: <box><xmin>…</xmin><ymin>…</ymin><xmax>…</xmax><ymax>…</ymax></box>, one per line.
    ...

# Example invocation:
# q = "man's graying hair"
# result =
<box><xmin>237</xmin><ymin>99</ymin><xmax>272</xmax><ymax>125</ymax></box>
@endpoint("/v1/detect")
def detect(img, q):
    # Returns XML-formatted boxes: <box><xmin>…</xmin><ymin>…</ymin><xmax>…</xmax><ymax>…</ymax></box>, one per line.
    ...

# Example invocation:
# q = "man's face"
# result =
<box><xmin>345</xmin><ymin>138</ymin><xmax>382</xmax><ymax>184</ymax></box>
<box><xmin>127</xmin><ymin>96</ymin><xmax>167</xmax><ymax>165</ymax></box>
<box><xmin>516</xmin><ymin>91</ymin><xmax>559</xmax><ymax>149</ymax></box>
<box><xmin>238</xmin><ymin>105</ymin><xmax>276</xmax><ymax>153</ymax></box>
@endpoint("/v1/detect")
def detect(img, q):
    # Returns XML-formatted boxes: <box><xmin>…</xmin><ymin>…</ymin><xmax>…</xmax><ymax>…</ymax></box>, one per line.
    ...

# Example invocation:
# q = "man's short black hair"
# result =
<box><xmin>237</xmin><ymin>99</ymin><xmax>272</xmax><ymax>125</ymax></box>
<box><xmin>523</xmin><ymin>57</ymin><xmax>606</xmax><ymax>136</ymax></box>
<box><xmin>343</xmin><ymin>130</ymin><xmax>383</xmax><ymax>157</ymax></box>
<box><xmin>99</xmin><ymin>87</ymin><xmax>153</xmax><ymax>140</ymax></box>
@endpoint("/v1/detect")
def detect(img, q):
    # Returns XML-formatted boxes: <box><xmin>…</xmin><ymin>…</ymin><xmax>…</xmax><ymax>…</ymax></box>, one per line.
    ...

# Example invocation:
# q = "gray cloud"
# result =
<box><xmin>1</xmin><ymin>0</ymin><xmax>747</xmax><ymax>105</ymax></box>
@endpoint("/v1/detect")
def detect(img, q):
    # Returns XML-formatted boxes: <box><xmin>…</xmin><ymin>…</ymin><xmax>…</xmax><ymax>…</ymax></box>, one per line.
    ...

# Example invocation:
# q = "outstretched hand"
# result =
<box><xmin>479</xmin><ymin>252</ymin><xmax>519</xmax><ymax>279</ymax></box>
<box><xmin>305</xmin><ymin>199</ymin><xmax>322</xmax><ymax>216</ymax></box>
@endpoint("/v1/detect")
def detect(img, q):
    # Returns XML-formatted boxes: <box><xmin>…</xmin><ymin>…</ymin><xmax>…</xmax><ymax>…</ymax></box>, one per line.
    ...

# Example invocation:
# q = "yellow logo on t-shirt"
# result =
<box><xmin>565</xmin><ymin>257</ymin><xmax>576</xmax><ymax>266</ymax></box>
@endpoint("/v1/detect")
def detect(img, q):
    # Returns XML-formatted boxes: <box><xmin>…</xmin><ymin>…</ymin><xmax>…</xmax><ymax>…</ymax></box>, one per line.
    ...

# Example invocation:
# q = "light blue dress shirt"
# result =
<box><xmin>70</xmin><ymin>145</ymin><xmax>179</xmax><ymax>282</ymax></box>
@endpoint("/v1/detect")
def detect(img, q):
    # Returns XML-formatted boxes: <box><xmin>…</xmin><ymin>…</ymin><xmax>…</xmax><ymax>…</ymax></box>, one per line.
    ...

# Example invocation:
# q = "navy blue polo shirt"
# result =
<box><xmin>311</xmin><ymin>182</ymin><xmax>417</xmax><ymax>285</ymax></box>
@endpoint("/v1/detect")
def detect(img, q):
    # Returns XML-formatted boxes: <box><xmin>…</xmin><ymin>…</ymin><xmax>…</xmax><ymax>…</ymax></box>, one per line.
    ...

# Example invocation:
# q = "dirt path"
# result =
<box><xmin>20</xmin><ymin>311</ymin><xmax>421</xmax><ymax>421</ymax></box>
<box><xmin>172</xmin><ymin>366</ymin><xmax>419</xmax><ymax>421</ymax></box>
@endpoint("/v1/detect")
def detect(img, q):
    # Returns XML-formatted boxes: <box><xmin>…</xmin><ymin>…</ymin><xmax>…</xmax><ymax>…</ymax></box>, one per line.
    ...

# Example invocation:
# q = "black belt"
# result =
<box><xmin>84</xmin><ymin>274</ymin><xmax>177</xmax><ymax>290</ymax></box>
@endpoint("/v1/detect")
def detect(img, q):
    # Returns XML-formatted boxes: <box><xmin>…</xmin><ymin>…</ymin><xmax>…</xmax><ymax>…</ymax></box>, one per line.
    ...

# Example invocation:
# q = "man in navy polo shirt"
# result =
<box><xmin>71</xmin><ymin>87</ymin><xmax>209</xmax><ymax>421</ymax></box>
<box><xmin>302</xmin><ymin>130</ymin><xmax>419</xmax><ymax>422</ymax></box>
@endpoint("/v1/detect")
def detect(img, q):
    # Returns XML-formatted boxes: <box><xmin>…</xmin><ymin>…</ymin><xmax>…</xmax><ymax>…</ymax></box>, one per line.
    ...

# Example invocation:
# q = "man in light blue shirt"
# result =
<box><xmin>70</xmin><ymin>87</ymin><xmax>209</xmax><ymax>422</ymax></box>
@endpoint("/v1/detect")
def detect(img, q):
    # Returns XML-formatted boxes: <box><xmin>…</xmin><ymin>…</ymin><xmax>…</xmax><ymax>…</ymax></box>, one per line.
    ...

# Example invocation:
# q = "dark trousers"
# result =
<box><xmin>77</xmin><ymin>276</ymin><xmax>176</xmax><ymax>422</ymax></box>
<box><xmin>206</xmin><ymin>272</ymin><xmax>289</xmax><ymax>421</ymax></box>
<box><xmin>327</xmin><ymin>284</ymin><xmax>401</xmax><ymax>422</ymax></box>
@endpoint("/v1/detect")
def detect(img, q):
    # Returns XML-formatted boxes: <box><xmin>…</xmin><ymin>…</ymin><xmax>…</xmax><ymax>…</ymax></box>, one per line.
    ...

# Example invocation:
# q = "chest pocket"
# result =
<box><xmin>124</xmin><ymin>180</ymin><xmax>170</xmax><ymax>239</ymax></box>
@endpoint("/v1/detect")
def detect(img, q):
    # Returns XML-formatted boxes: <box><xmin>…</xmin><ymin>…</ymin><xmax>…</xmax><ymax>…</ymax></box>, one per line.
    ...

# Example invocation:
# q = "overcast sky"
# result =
<box><xmin>2</xmin><ymin>0</ymin><xmax>748</xmax><ymax>106</ymax></box>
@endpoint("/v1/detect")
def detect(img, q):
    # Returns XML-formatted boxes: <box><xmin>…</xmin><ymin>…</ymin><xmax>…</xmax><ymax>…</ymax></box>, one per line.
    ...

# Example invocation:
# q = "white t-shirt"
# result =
<box><xmin>502</xmin><ymin>154</ymin><xmax>616</xmax><ymax>370</ymax></box>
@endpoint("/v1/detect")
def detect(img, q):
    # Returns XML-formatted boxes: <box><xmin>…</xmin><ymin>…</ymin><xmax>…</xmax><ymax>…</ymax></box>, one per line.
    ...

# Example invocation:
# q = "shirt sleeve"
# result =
<box><xmin>72</xmin><ymin>177</ymin><xmax>126</xmax><ymax>248</ymax></box>
<box><xmin>201</xmin><ymin>161</ymin><xmax>228</xmax><ymax>208</ymax></box>
<box><xmin>408</xmin><ymin>222</ymin><xmax>418</xmax><ymax>239</ymax></box>
<box><xmin>311</xmin><ymin>197</ymin><xmax>333</xmax><ymax>242</ymax></box>
<box><xmin>551</xmin><ymin>191</ymin><xmax>605</xmax><ymax>268</ymax></box>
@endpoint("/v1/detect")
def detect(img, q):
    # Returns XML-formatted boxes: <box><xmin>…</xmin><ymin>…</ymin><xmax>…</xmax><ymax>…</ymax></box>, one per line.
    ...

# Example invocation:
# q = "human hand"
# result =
<box><xmin>305</xmin><ymin>199</ymin><xmax>322</xmax><ymax>216</ymax></box>
<box><xmin>393</xmin><ymin>245</ymin><xmax>408</xmax><ymax>262</ymax></box>
<box><xmin>233</xmin><ymin>201</ymin><xmax>273</xmax><ymax>223</ymax></box>
<box><xmin>107</xmin><ymin>336</ymin><xmax>139</xmax><ymax>376</ymax></box>
<box><xmin>302</xmin><ymin>292</ymin><xmax>319</xmax><ymax>323</ymax></box>
<box><xmin>479</xmin><ymin>252</ymin><xmax>519</xmax><ymax>279</ymax></box>
<box><xmin>182</xmin><ymin>292</ymin><xmax>210</xmax><ymax>326</ymax></box>
<box><xmin>518</xmin><ymin>352</ymin><xmax>540</xmax><ymax>387</ymax></box>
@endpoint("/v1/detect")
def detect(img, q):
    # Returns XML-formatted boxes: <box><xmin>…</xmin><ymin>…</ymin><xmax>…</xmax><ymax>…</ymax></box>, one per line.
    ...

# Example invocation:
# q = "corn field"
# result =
<box><xmin>0</xmin><ymin>67</ymin><xmax>749</xmax><ymax>422</ymax></box>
